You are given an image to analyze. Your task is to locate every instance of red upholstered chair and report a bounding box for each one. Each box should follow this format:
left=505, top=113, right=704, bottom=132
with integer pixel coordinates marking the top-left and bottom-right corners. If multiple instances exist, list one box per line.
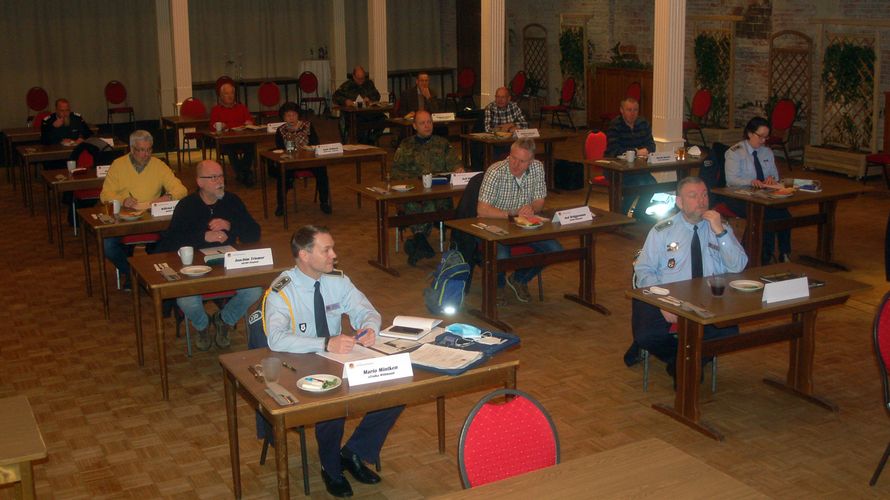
left=179, top=97, right=208, bottom=166
left=257, top=82, right=281, bottom=122
left=509, top=71, right=527, bottom=101
left=446, top=68, right=476, bottom=110
left=297, top=71, right=328, bottom=116
left=870, top=291, right=890, bottom=486
left=683, top=89, right=712, bottom=146
left=32, top=111, right=50, bottom=130
left=458, top=389, right=559, bottom=489
left=866, top=153, right=890, bottom=189
left=104, top=80, right=135, bottom=137
left=766, top=99, right=797, bottom=170
left=600, top=81, right=642, bottom=128
left=26, top=86, right=49, bottom=126
left=583, top=131, right=609, bottom=205
left=538, top=78, right=576, bottom=131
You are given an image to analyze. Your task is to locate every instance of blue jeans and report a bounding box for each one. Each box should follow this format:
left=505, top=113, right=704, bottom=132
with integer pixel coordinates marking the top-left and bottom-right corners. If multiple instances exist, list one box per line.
left=104, top=237, right=132, bottom=279
left=177, top=287, right=263, bottom=330
left=496, top=239, right=563, bottom=287
left=621, top=172, right=657, bottom=216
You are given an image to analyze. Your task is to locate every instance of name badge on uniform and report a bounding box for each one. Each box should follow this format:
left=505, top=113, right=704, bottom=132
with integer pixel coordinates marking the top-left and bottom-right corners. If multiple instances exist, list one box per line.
left=325, top=303, right=340, bottom=312
left=668, top=258, right=676, bottom=268
left=709, top=242, right=719, bottom=251
left=667, top=242, right=679, bottom=252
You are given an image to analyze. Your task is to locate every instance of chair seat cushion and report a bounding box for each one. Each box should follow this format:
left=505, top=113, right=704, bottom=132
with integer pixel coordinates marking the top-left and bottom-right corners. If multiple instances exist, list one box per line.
left=714, top=202, right=739, bottom=219
left=866, top=153, right=890, bottom=164
left=73, top=188, right=101, bottom=200
left=592, top=175, right=609, bottom=187
left=682, top=120, right=701, bottom=130
left=509, top=245, right=535, bottom=257
left=122, top=232, right=161, bottom=245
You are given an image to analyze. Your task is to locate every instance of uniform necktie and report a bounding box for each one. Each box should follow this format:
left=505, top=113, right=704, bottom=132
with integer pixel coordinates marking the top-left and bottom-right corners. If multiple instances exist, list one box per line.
left=314, top=281, right=330, bottom=338
left=752, top=150, right=765, bottom=182
left=691, top=225, right=703, bottom=279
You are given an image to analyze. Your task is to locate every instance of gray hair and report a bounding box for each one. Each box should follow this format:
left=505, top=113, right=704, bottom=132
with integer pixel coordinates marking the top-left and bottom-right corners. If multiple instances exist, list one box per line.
left=129, top=129, right=153, bottom=149
left=511, top=138, right=536, bottom=155
left=676, top=176, right=706, bottom=194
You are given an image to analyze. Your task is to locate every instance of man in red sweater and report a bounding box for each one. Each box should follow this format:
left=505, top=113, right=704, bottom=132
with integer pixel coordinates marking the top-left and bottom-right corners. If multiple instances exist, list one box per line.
left=210, top=83, right=256, bottom=186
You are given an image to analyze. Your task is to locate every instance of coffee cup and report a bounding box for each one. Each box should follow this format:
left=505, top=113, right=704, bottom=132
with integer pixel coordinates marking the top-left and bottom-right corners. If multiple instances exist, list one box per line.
left=625, top=150, right=636, bottom=163
left=178, top=246, right=194, bottom=266
left=112, top=199, right=121, bottom=215
left=422, top=173, right=433, bottom=189
left=214, top=122, right=224, bottom=133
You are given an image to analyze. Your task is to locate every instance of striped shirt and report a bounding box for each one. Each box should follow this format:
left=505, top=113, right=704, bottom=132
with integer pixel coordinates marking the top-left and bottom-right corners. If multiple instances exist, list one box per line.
left=605, top=116, right=656, bottom=157
left=478, top=158, right=547, bottom=211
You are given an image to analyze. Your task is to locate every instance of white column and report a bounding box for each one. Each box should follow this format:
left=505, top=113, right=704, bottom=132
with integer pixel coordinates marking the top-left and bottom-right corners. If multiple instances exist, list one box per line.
left=330, top=0, right=347, bottom=94
left=155, top=0, right=192, bottom=118
left=651, top=0, right=686, bottom=153
left=367, top=0, right=389, bottom=99
left=480, top=0, right=505, bottom=108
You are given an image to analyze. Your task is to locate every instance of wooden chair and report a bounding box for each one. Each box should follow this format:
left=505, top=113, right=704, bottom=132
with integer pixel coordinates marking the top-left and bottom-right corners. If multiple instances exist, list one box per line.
left=538, top=78, right=576, bottom=131
left=766, top=99, right=797, bottom=170
left=683, top=89, right=712, bottom=146
left=869, top=290, right=890, bottom=486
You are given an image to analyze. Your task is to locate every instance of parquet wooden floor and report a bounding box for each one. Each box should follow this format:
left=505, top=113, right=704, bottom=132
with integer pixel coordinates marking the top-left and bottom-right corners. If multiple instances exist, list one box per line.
left=1, top=119, right=889, bottom=498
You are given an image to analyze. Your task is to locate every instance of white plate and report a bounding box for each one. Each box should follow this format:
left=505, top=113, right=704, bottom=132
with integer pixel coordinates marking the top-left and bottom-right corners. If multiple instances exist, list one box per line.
left=391, top=184, right=414, bottom=192
left=180, top=265, right=212, bottom=277
left=767, top=192, right=794, bottom=199
left=297, top=374, right=342, bottom=392
left=271, top=149, right=284, bottom=154
left=729, top=280, right=764, bottom=292
left=118, top=213, right=143, bottom=221
left=514, top=221, right=543, bottom=230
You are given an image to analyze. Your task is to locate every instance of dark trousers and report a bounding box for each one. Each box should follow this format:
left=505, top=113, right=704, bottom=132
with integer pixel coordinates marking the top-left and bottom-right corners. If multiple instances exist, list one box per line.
left=631, top=299, right=738, bottom=364
left=315, top=406, right=404, bottom=476
left=221, top=144, right=255, bottom=177
left=268, top=165, right=330, bottom=208
left=723, top=198, right=791, bottom=261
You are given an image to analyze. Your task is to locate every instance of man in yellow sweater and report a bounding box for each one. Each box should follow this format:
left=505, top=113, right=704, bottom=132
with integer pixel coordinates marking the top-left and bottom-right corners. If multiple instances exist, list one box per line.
left=100, top=129, right=187, bottom=289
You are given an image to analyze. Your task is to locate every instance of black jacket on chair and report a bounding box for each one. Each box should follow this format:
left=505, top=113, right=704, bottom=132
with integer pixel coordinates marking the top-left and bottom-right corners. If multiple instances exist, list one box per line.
left=450, top=173, right=485, bottom=290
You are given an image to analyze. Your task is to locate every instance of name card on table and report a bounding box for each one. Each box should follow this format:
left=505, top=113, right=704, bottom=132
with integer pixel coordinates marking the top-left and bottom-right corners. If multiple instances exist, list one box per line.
left=762, top=277, right=809, bottom=304
left=647, top=152, right=676, bottom=165
left=315, top=142, right=344, bottom=157
left=514, top=128, right=540, bottom=139
left=551, top=206, right=594, bottom=225
left=224, top=248, right=273, bottom=270
left=344, top=353, right=412, bottom=386
left=431, top=112, right=455, bottom=122
left=450, top=171, right=482, bottom=186
left=96, top=165, right=110, bottom=177
left=151, top=200, right=179, bottom=217
left=266, top=122, right=285, bottom=133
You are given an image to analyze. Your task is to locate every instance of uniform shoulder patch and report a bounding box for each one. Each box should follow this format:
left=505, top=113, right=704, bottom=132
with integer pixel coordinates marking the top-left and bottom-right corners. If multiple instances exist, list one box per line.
left=248, top=309, right=262, bottom=325
left=654, top=219, right=673, bottom=232
left=325, top=269, right=344, bottom=278
left=72, top=112, right=83, bottom=118
left=729, top=143, right=742, bottom=151
left=42, top=114, right=52, bottom=122
left=271, top=275, right=291, bottom=292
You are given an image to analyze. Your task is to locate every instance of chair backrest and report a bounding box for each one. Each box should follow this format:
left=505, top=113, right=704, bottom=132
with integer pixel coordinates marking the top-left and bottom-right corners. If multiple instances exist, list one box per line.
left=180, top=97, right=206, bottom=118
left=583, top=130, right=607, bottom=161
left=699, top=141, right=730, bottom=191
left=691, top=89, right=712, bottom=119
left=258, top=82, right=281, bottom=108
left=626, top=82, right=642, bottom=102
left=873, top=291, right=890, bottom=411
left=457, top=68, right=476, bottom=92
left=458, top=388, right=559, bottom=488
left=771, top=99, right=796, bottom=133
left=104, top=80, right=128, bottom=105
left=32, top=111, right=50, bottom=129
left=26, top=86, right=49, bottom=112
left=510, top=71, right=527, bottom=98
left=298, top=71, right=319, bottom=94
left=560, top=78, right=576, bottom=105
left=216, top=75, right=236, bottom=102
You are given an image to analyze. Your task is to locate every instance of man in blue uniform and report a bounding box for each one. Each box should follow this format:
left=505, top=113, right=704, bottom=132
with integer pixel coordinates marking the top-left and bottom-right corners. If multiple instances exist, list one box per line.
left=263, top=225, right=402, bottom=497
left=629, top=176, right=748, bottom=378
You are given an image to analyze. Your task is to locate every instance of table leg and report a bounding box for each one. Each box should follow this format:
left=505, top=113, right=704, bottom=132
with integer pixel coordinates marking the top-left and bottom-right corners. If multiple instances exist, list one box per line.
left=153, top=290, right=169, bottom=400
left=564, top=233, right=610, bottom=314
left=652, top=317, right=724, bottom=440
left=468, top=239, right=513, bottom=331
left=82, top=221, right=92, bottom=296
left=273, top=414, right=290, bottom=499
left=368, top=199, right=398, bottom=276
left=280, top=161, right=289, bottom=230
left=55, top=186, right=65, bottom=257
left=224, top=371, right=242, bottom=499
left=20, top=460, right=36, bottom=500
left=437, top=396, right=445, bottom=453
left=349, top=113, right=358, bottom=144
left=260, top=156, right=269, bottom=219
left=44, top=182, right=53, bottom=243
left=162, top=120, right=171, bottom=168
left=132, top=267, right=144, bottom=367
left=817, top=200, right=837, bottom=263
left=355, top=159, right=363, bottom=208
left=745, top=203, right=766, bottom=267
left=20, top=159, right=28, bottom=207
left=26, top=161, right=35, bottom=214
left=544, top=142, right=560, bottom=193
left=97, top=232, right=110, bottom=320
left=608, top=171, right=622, bottom=214
left=483, top=144, right=492, bottom=171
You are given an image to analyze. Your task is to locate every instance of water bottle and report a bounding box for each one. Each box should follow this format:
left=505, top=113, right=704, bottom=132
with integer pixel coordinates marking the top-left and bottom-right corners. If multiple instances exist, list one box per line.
left=286, top=140, right=295, bottom=154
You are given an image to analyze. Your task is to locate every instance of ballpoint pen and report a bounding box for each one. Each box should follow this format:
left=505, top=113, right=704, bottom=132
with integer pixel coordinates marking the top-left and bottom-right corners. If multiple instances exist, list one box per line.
left=355, top=329, right=370, bottom=341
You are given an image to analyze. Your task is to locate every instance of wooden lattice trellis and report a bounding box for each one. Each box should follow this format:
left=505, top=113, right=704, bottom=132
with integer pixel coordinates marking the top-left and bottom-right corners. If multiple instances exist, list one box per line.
left=818, top=31, right=879, bottom=151
left=768, top=30, right=812, bottom=154
left=523, top=24, right=547, bottom=98
left=694, top=25, right=734, bottom=128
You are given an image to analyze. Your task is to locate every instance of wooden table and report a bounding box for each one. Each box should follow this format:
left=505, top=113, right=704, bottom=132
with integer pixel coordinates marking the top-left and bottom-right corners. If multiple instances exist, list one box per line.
left=434, top=438, right=765, bottom=499
left=626, top=263, right=870, bottom=440
left=0, top=395, right=47, bottom=500
left=41, top=169, right=105, bottom=257
left=386, top=116, right=476, bottom=145
left=259, top=147, right=388, bottom=227
left=388, top=66, right=456, bottom=97
left=348, top=181, right=466, bottom=276
left=336, top=103, right=394, bottom=144
left=446, top=210, right=635, bottom=331
left=712, top=179, right=868, bottom=269
left=131, top=243, right=293, bottom=400
left=77, top=206, right=173, bottom=320
left=220, top=347, right=519, bottom=499
left=160, top=115, right=208, bottom=168
left=201, top=127, right=276, bottom=181
left=3, top=127, right=39, bottom=186
left=460, top=130, right=572, bottom=190
left=586, top=156, right=703, bottom=215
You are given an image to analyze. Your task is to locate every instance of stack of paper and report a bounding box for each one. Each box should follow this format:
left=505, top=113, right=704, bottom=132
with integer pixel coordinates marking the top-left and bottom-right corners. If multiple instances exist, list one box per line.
left=409, top=344, right=482, bottom=371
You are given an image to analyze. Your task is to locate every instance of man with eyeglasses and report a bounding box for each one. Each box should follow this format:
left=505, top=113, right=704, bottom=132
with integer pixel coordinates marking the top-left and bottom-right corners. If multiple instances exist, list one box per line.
left=100, top=129, right=187, bottom=289
left=156, top=160, right=261, bottom=351
left=477, top=139, right=562, bottom=305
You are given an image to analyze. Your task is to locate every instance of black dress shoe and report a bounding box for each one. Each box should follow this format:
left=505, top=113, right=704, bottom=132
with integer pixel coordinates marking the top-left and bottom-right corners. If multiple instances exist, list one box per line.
left=274, top=205, right=284, bottom=217
left=404, top=239, right=419, bottom=266
left=321, top=470, right=353, bottom=497
left=321, top=203, right=332, bottom=214
left=623, top=341, right=641, bottom=367
left=340, top=448, right=380, bottom=484
left=414, top=234, right=436, bottom=259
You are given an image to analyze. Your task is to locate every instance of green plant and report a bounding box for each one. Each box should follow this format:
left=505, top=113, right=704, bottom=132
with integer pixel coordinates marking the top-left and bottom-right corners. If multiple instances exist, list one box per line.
left=693, top=33, right=730, bottom=127
left=525, top=76, right=543, bottom=97
left=559, top=28, right=584, bottom=81
left=821, top=41, right=875, bottom=149
left=603, top=42, right=649, bottom=69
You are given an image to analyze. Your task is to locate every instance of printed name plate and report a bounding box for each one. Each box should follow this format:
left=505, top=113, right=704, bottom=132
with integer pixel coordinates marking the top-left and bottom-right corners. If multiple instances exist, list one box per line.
left=266, top=122, right=285, bottom=133
left=762, top=277, right=809, bottom=304
left=345, top=353, right=412, bottom=385
left=647, top=152, right=676, bottom=165
left=150, top=200, right=178, bottom=217
left=224, top=248, right=273, bottom=270
left=316, top=143, right=345, bottom=157
left=514, top=128, right=540, bottom=139
left=552, top=206, right=594, bottom=225
left=96, top=165, right=110, bottom=178
left=450, top=171, right=482, bottom=186
left=431, top=112, right=455, bottom=122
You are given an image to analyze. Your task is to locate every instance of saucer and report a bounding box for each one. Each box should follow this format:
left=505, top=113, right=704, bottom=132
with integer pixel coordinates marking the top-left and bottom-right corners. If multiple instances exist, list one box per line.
left=180, top=265, right=212, bottom=277
left=297, top=374, right=341, bottom=392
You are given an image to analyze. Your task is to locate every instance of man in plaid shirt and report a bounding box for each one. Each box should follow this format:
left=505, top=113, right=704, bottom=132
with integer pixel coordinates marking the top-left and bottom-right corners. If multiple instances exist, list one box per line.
left=477, top=139, right=562, bottom=305
left=484, top=87, right=528, bottom=133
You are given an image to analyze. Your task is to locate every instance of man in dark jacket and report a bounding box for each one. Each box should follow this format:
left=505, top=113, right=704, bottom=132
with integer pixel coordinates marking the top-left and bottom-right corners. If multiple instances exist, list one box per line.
left=41, top=98, right=93, bottom=146
left=333, top=65, right=385, bottom=144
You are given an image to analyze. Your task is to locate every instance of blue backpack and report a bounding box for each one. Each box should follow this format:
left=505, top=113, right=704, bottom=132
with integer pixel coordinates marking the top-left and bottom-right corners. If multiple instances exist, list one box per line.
left=424, top=250, right=471, bottom=314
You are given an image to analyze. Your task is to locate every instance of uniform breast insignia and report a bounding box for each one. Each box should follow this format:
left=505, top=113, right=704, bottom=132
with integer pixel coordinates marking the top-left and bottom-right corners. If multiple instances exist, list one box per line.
left=299, top=323, right=307, bottom=333
left=667, top=241, right=679, bottom=252
left=654, top=219, right=673, bottom=232
left=271, top=275, right=291, bottom=292
left=326, top=269, right=344, bottom=278
left=668, top=258, right=676, bottom=269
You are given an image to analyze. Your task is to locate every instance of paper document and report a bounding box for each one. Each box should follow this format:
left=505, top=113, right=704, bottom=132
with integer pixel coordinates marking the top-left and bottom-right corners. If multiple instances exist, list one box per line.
left=316, top=344, right=384, bottom=364
left=370, top=327, right=444, bottom=355
left=200, top=245, right=237, bottom=255
left=409, top=344, right=482, bottom=370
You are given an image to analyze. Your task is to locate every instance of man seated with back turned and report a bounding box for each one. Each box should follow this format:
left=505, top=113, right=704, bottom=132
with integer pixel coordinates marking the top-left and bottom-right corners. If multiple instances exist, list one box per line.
left=333, top=65, right=385, bottom=144
left=477, top=139, right=562, bottom=305
left=391, top=110, right=464, bottom=266
left=605, top=97, right=657, bottom=217
left=629, top=176, right=747, bottom=379
left=263, top=225, right=402, bottom=498
left=210, top=82, right=257, bottom=186
left=99, top=130, right=187, bottom=290
left=156, top=160, right=262, bottom=351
